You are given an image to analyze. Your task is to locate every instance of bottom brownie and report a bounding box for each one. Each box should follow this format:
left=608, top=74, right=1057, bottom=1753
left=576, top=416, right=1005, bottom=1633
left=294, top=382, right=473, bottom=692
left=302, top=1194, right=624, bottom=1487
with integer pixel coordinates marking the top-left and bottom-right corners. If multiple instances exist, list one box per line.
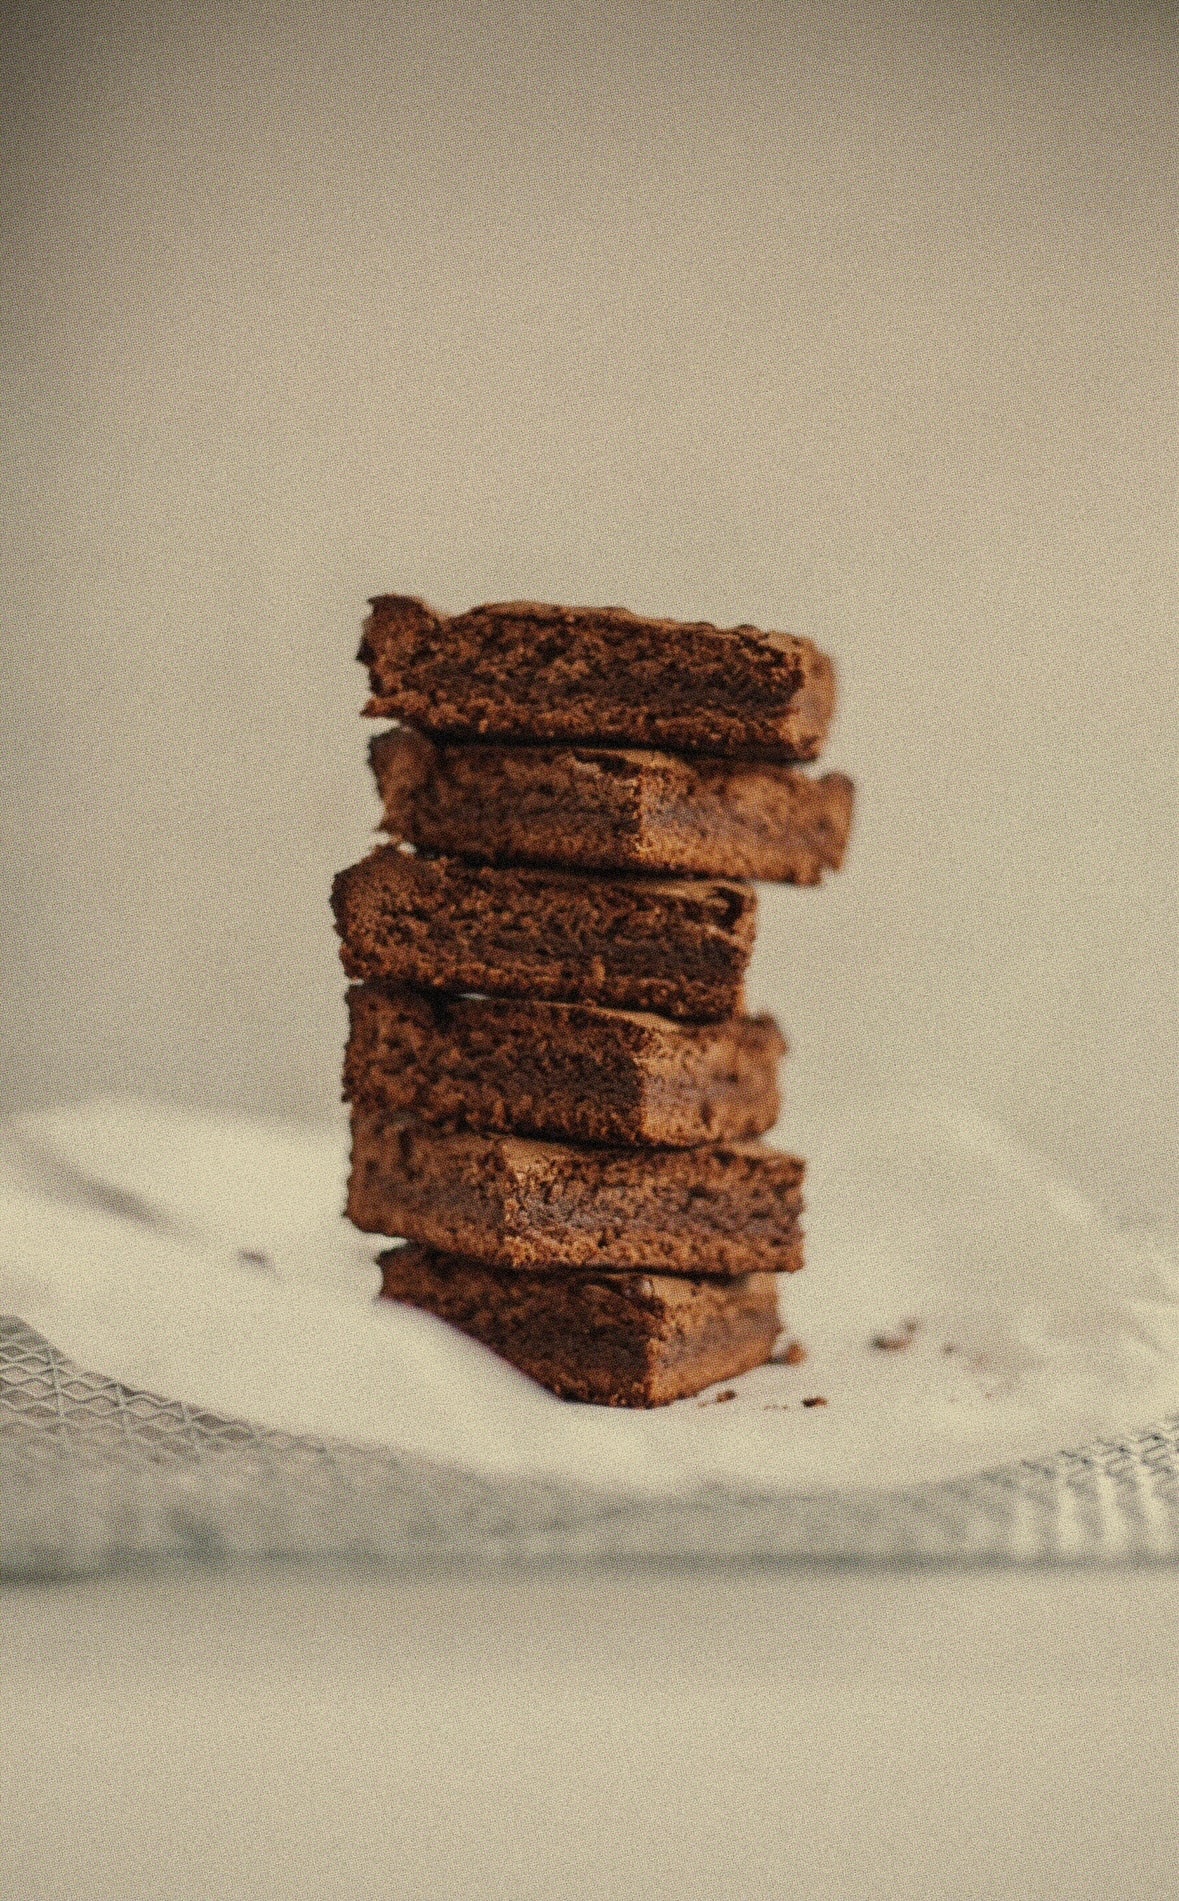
left=378, top=1244, right=782, bottom=1406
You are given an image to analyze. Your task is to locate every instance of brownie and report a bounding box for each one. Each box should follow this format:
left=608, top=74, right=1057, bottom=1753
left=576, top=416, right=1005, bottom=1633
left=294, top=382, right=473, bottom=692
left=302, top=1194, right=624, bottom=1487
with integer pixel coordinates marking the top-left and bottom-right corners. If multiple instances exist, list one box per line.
left=360, top=596, right=835, bottom=761
left=370, top=728, right=855, bottom=883
left=344, top=985, right=786, bottom=1147
left=348, top=1109, right=805, bottom=1275
left=379, top=1244, right=783, bottom=1406
left=331, top=847, right=756, bottom=1021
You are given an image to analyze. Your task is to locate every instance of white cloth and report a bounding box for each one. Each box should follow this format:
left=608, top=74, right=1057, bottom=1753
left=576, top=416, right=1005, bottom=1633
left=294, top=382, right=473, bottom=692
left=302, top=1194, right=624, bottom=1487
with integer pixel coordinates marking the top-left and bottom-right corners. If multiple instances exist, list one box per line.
left=3, top=1093, right=1175, bottom=1499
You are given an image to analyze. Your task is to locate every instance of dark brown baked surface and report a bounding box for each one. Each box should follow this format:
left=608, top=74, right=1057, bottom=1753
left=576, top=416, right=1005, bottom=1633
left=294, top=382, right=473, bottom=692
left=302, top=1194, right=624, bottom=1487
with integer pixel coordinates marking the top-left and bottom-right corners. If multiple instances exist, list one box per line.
left=379, top=1244, right=782, bottom=1405
left=331, top=847, right=756, bottom=1021
left=344, top=985, right=785, bottom=1147
left=348, top=1108, right=805, bottom=1274
left=360, top=596, right=835, bottom=761
left=370, top=728, right=855, bottom=883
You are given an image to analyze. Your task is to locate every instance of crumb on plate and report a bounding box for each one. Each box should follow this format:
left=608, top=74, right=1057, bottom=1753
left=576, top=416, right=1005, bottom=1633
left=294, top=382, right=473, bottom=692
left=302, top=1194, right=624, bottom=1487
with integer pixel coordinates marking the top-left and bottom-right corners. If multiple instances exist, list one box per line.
left=872, top=1318, right=920, bottom=1351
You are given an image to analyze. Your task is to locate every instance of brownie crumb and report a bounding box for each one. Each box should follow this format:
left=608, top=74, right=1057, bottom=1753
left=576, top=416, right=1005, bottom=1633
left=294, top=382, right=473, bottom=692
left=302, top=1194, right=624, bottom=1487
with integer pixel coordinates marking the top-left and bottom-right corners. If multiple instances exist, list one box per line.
left=777, top=1339, right=808, bottom=1366
left=237, top=1249, right=276, bottom=1274
left=700, top=1387, right=738, bottom=1406
left=872, top=1318, right=920, bottom=1351
left=802, top=1394, right=828, bottom=1408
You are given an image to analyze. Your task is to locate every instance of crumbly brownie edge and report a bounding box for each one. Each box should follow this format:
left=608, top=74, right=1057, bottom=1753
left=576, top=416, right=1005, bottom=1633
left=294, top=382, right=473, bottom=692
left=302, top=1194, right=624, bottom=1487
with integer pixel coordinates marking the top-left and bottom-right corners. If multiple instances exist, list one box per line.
left=359, top=596, right=836, bottom=761
left=331, top=848, right=756, bottom=1022
left=378, top=1247, right=782, bottom=1406
left=347, top=1109, right=806, bottom=1275
left=344, top=984, right=649, bottom=1144
left=370, top=729, right=853, bottom=882
left=638, top=762, right=854, bottom=883
left=372, top=727, right=647, bottom=869
left=344, top=985, right=784, bottom=1147
left=637, top=1010, right=786, bottom=1144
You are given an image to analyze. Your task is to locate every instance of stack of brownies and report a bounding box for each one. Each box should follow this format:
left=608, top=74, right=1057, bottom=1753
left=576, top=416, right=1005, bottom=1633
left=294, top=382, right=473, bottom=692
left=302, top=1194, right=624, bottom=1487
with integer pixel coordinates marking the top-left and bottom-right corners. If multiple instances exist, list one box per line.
left=332, top=596, right=851, bottom=1407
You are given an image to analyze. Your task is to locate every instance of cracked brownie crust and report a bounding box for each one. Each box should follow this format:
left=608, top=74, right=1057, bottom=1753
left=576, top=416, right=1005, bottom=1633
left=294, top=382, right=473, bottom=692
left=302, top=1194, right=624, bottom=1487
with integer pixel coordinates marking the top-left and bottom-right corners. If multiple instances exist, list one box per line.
left=348, top=1108, right=805, bottom=1275
left=379, top=1244, right=783, bottom=1405
left=344, top=985, right=786, bottom=1147
left=370, top=727, right=854, bottom=882
left=332, top=847, right=757, bottom=1021
left=360, top=595, right=836, bottom=760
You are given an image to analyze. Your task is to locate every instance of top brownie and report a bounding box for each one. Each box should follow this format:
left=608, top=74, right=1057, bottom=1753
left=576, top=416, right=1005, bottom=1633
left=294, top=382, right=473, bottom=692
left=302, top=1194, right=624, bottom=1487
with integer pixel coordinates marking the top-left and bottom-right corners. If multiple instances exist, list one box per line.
left=360, top=596, right=836, bottom=761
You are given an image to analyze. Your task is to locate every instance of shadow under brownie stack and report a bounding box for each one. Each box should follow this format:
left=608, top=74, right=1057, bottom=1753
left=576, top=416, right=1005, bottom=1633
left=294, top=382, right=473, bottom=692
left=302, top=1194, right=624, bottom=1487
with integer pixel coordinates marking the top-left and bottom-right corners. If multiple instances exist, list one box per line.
left=332, top=596, right=852, bottom=1406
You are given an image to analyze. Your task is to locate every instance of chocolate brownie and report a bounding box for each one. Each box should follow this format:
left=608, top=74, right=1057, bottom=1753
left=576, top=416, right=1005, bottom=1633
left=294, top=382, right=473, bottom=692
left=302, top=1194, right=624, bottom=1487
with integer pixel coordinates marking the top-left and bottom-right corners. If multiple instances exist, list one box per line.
left=344, top=985, right=785, bottom=1146
left=380, top=1244, right=783, bottom=1406
left=360, top=596, right=835, bottom=760
left=370, top=728, right=855, bottom=883
left=348, top=1109, right=805, bottom=1275
left=331, top=847, right=756, bottom=1021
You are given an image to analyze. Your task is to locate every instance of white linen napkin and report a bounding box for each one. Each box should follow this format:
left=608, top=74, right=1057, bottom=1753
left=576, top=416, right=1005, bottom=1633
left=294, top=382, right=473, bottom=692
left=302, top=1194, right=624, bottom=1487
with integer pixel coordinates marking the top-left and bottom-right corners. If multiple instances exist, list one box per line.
left=2, top=1093, right=1175, bottom=1499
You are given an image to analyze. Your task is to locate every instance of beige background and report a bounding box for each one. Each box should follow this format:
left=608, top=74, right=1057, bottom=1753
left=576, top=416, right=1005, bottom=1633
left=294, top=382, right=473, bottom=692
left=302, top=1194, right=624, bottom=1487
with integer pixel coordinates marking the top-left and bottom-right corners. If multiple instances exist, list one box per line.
left=3, top=0, right=1176, bottom=1217
left=5, top=1567, right=1178, bottom=1901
